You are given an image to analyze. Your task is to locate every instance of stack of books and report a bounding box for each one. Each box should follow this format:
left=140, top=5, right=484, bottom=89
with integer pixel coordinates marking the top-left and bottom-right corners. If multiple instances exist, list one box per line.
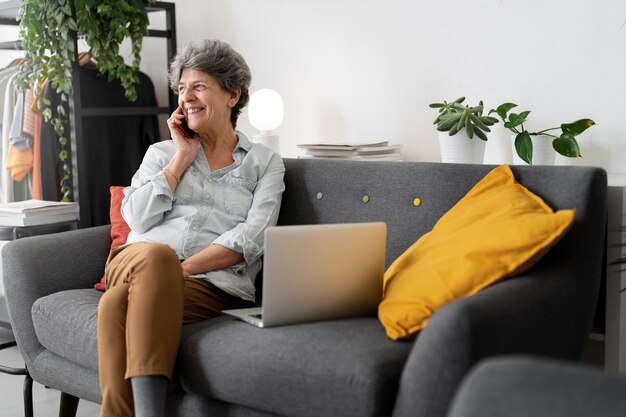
left=297, top=141, right=403, bottom=161
left=0, top=200, right=80, bottom=227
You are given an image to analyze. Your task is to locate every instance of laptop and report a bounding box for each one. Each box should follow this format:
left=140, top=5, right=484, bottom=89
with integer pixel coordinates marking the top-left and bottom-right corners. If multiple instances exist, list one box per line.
left=222, top=222, right=386, bottom=328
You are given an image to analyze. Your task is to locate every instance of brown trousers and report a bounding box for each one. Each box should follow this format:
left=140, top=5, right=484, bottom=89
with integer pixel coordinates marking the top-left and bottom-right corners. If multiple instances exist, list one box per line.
left=97, top=242, right=247, bottom=417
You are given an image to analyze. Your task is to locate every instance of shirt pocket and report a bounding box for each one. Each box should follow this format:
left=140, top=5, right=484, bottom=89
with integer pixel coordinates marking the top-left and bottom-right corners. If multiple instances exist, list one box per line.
left=222, top=175, right=256, bottom=220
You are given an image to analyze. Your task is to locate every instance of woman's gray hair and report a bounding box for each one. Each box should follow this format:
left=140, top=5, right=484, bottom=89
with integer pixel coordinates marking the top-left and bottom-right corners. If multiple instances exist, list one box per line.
left=169, top=39, right=251, bottom=128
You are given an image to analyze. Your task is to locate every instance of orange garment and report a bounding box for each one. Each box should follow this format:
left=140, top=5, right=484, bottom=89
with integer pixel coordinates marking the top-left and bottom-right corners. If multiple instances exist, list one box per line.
left=6, top=143, right=33, bottom=181
left=31, top=78, right=47, bottom=199
left=32, top=113, right=42, bottom=199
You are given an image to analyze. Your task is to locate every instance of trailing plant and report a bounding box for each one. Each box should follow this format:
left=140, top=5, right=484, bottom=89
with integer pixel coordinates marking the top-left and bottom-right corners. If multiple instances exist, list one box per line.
left=16, top=0, right=155, bottom=201
left=489, top=102, right=595, bottom=165
left=429, top=97, right=499, bottom=141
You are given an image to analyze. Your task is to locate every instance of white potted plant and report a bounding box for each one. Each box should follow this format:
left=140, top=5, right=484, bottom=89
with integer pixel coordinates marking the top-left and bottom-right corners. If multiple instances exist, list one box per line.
left=429, top=97, right=498, bottom=164
left=489, top=102, right=595, bottom=165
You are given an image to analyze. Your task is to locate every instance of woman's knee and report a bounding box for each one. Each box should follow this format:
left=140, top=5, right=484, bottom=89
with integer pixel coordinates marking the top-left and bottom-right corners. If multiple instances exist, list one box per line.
left=137, top=243, right=181, bottom=270
left=97, top=284, right=128, bottom=320
left=134, top=243, right=183, bottom=285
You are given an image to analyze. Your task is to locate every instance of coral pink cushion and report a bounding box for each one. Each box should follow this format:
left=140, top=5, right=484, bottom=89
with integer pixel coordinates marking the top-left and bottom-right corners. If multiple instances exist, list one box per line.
left=94, top=186, right=131, bottom=291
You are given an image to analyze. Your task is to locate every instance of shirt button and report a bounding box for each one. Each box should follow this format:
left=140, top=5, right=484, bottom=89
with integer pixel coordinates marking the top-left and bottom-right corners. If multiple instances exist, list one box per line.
left=362, top=195, right=370, bottom=203
left=413, top=197, right=421, bottom=207
left=316, top=192, right=323, bottom=200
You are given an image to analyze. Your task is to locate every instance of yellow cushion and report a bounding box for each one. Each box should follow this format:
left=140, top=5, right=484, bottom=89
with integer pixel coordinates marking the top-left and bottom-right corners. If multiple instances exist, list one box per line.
left=378, top=164, right=575, bottom=340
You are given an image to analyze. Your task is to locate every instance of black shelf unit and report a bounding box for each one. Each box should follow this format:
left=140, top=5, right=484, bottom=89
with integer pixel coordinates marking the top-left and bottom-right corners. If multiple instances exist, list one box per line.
left=0, top=0, right=177, bottom=226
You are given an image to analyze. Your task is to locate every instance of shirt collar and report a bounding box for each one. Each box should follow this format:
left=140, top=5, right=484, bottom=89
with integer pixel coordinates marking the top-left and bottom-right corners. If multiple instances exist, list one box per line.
left=235, top=130, right=253, bottom=153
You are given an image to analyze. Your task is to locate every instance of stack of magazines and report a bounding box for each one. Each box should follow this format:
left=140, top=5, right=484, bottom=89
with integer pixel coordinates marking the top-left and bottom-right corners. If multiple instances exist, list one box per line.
left=0, top=200, right=79, bottom=227
left=297, top=141, right=403, bottom=161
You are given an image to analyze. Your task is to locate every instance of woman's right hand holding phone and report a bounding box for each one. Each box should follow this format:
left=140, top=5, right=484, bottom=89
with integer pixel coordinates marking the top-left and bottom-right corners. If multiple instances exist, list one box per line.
left=165, top=106, right=200, bottom=183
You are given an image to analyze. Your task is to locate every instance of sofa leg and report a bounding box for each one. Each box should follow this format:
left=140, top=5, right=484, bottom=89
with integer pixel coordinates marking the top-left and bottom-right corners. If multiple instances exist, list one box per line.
left=59, top=392, right=80, bottom=417
left=23, top=371, right=33, bottom=417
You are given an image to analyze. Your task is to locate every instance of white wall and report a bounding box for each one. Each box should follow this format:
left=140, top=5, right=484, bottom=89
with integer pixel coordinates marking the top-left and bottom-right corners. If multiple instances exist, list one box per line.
left=0, top=24, right=21, bottom=65
left=3, top=0, right=626, bottom=173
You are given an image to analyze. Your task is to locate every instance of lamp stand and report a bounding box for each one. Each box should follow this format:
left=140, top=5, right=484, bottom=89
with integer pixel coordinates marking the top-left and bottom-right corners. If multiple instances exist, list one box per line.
left=253, top=133, right=280, bottom=154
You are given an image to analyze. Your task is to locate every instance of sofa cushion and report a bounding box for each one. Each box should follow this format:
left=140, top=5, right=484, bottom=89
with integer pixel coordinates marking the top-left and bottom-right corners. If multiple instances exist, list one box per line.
left=95, top=185, right=131, bottom=291
left=32, top=289, right=102, bottom=371
left=379, top=164, right=575, bottom=340
left=178, top=316, right=412, bottom=417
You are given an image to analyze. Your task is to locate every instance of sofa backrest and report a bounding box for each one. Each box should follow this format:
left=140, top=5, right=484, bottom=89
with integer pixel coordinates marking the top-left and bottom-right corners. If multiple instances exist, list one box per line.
left=279, top=158, right=607, bottom=270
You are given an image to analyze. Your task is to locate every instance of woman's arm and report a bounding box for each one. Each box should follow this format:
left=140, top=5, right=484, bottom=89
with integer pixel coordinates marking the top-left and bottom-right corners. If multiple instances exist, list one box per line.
left=181, top=244, right=244, bottom=278
left=122, top=107, right=199, bottom=233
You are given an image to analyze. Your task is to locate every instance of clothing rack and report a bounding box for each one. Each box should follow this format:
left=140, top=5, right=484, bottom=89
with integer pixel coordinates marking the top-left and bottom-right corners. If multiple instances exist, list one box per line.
left=0, top=0, right=177, bottom=226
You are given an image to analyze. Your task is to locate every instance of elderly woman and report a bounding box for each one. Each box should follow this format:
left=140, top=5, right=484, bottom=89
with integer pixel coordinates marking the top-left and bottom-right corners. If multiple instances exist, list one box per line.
left=96, top=39, right=285, bottom=417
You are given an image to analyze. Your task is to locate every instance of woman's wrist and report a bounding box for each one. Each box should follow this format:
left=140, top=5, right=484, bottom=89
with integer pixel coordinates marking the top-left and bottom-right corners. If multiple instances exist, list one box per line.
left=163, top=168, right=180, bottom=184
left=165, top=151, right=194, bottom=183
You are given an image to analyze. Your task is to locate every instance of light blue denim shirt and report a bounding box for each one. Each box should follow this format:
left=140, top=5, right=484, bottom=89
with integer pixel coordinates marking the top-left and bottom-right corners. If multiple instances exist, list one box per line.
left=121, top=132, right=285, bottom=302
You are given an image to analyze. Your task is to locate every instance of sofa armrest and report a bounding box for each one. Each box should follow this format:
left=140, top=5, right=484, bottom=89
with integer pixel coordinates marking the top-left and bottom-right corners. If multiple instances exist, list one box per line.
left=392, top=263, right=601, bottom=417
left=448, top=356, right=626, bottom=417
left=1, top=225, right=111, bottom=366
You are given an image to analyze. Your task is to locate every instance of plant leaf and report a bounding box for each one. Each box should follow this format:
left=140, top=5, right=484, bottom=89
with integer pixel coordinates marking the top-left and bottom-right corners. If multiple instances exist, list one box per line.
left=553, top=133, right=581, bottom=157
left=561, top=119, right=595, bottom=136
left=437, top=113, right=461, bottom=131
left=489, top=102, right=518, bottom=121
left=515, top=131, right=533, bottom=165
left=504, top=111, right=531, bottom=129
left=470, top=113, right=490, bottom=132
left=473, top=126, right=488, bottom=141
left=465, top=114, right=474, bottom=138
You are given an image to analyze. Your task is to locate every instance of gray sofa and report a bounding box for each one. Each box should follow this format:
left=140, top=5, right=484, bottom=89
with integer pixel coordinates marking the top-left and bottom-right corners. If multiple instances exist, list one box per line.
left=2, top=159, right=607, bottom=417
left=447, top=356, right=626, bottom=417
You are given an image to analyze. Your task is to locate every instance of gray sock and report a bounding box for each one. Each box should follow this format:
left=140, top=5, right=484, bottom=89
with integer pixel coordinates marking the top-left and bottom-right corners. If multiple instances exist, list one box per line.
left=131, top=375, right=168, bottom=417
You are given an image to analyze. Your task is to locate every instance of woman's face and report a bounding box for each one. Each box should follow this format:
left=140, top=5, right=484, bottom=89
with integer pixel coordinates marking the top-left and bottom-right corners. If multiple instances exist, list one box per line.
left=177, top=68, right=239, bottom=133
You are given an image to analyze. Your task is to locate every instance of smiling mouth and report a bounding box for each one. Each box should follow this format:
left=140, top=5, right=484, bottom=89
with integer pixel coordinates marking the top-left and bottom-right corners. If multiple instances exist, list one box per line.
left=187, top=108, right=204, bottom=114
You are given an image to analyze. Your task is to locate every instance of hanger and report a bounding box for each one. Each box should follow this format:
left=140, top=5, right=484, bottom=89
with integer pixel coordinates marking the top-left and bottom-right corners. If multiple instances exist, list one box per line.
left=78, top=52, right=97, bottom=68
left=7, top=57, right=28, bottom=67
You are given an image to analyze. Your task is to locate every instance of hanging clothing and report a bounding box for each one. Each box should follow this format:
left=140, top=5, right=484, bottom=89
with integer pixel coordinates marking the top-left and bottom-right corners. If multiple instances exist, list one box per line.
left=7, top=90, right=35, bottom=181
left=40, top=65, right=160, bottom=227
left=0, top=67, right=19, bottom=201
left=31, top=113, right=42, bottom=199
left=1, top=70, right=31, bottom=203
left=31, top=78, right=48, bottom=200
left=6, top=144, right=32, bottom=182
left=9, top=91, right=34, bottom=151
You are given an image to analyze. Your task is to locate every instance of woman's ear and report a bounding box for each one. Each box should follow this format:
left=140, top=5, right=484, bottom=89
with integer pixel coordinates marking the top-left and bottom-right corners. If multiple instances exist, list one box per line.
left=228, top=88, right=241, bottom=108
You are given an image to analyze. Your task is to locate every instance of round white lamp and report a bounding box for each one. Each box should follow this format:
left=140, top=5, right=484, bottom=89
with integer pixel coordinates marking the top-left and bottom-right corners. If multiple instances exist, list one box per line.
left=248, top=88, right=284, bottom=154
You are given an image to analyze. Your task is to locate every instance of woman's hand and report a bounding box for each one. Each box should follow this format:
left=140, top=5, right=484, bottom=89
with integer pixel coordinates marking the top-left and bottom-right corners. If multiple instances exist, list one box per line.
left=168, top=106, right=199, bottom=155
left=164, top=107, right=200, bottom=190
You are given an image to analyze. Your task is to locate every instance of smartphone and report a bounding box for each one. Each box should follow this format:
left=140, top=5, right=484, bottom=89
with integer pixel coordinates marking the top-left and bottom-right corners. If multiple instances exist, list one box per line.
left=180, top=118, right=195, bottom=138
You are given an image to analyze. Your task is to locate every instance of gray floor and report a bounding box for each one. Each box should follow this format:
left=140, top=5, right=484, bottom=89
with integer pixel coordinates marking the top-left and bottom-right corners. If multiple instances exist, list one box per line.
left=0, top=345, right=101, bottom=417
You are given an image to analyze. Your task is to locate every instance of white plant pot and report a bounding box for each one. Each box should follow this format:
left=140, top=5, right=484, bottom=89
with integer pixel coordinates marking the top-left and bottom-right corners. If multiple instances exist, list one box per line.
left=511, top=134, right=555, bottom=165
left=438, top=130, right=486, bottom=164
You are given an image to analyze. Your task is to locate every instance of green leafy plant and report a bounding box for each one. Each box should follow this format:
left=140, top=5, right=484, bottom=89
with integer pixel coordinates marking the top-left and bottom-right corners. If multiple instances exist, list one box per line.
left=489, top=103, right=595, bottom=165
left=16, top=0, right=155, bottom=201
left=429, top=97, right=499, bottom=141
